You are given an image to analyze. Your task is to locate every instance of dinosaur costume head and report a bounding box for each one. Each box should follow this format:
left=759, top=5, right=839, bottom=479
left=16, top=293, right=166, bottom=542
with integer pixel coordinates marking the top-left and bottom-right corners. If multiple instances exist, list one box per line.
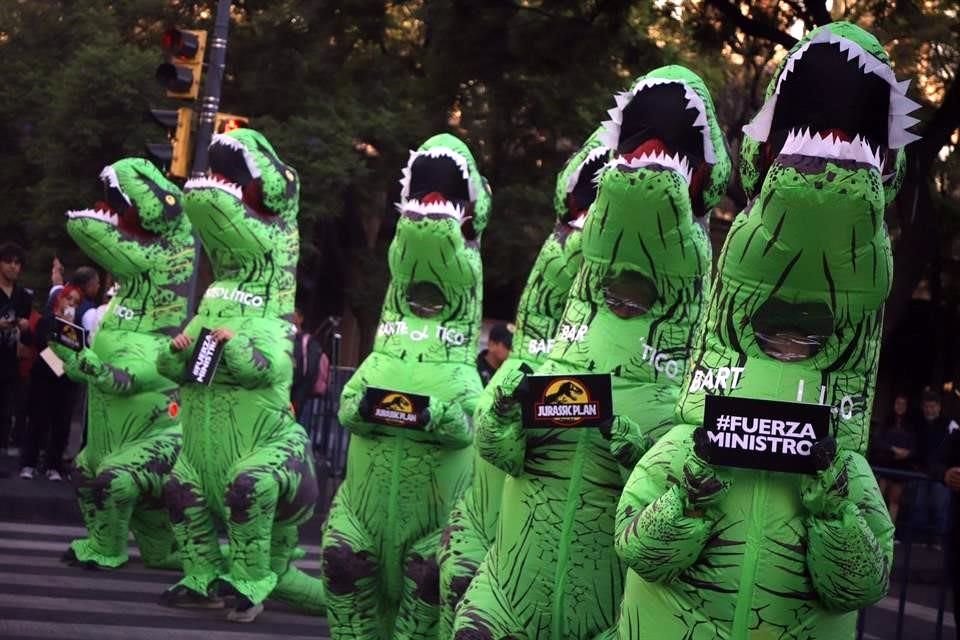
left=678, top=22, right=921, bottom=453
left=741, top=21, right=919, bottom=205
left=376, top=133, right=489, bottom=363
left=65, top=158, right=193, bottom=335
left=184, top=129, right=299, bottom=319
left=514, top=128, right=610, bottom=358
left=548, top=65, right=729, bottom=387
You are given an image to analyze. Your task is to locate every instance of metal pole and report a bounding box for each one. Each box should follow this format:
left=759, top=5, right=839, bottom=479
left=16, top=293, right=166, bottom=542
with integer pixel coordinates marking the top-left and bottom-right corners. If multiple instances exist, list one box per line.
left=185, top=0, right=231, bottom=315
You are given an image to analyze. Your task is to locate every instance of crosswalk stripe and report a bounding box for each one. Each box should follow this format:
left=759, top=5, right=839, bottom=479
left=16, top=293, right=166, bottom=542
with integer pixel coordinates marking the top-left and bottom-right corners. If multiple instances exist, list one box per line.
left=0, top=520, right=329, bottom=639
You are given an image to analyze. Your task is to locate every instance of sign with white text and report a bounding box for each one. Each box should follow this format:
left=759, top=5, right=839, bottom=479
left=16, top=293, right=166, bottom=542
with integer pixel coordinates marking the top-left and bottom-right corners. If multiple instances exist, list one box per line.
left=703, top=395, right=830, bottom=474
left=186, top=328, right=224, bottom=386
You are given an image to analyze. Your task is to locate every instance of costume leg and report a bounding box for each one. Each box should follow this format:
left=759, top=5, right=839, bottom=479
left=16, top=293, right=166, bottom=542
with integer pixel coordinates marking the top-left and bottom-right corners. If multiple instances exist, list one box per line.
left=451, top=563, right=526, bottom=640
left=69, top=454, right=144, bottom=568
left=321, top=489, right=384, bottom=639
left=269, top=523, right=326, bottom=614
left=164, top=457, right=225, bottom=596
left=394, top=528, right=444, bottom=639
left=438, top=503, right=486, bottom=638
left=128, top=434, right=181, bottom=569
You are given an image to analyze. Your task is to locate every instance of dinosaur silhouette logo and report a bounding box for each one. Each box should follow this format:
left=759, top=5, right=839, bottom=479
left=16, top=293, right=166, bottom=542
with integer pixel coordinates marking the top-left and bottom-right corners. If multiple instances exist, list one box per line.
left=534, top=377, right=599, bottom=426
left=373, top=392, right=420, bottom=426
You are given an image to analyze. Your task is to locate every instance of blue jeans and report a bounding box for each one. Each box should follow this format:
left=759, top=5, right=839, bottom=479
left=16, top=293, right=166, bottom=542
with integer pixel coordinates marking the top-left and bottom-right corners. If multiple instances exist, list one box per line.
left=911, top=478, right=951, bottom=537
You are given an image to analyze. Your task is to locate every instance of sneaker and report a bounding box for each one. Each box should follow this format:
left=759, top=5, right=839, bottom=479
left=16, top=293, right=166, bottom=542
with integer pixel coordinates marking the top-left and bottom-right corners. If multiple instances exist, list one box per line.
left=19, top=466, right=34, bottom=480
left=159, top=585, right=225, bottom=609
left=47, top=469, right=63, bottom=482
left=226, top=596, right=264, bottom=623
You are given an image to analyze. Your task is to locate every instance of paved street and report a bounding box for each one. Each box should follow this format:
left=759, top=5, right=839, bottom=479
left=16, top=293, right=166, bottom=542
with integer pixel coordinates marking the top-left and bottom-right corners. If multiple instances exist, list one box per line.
left=0, top=520, right=329, bottom=640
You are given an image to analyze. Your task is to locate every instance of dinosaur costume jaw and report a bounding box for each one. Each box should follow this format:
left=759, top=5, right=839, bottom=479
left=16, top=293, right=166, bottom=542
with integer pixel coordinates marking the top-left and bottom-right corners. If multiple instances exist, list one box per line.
left=744, top=30, right=919, bottom=150
left=65, top=161, right=186, bottom=276
left=564, top=145, right=609, bottom=229
left=183, top=131, right=299, bottom=258
left=741, top=22, right=921, bottom=201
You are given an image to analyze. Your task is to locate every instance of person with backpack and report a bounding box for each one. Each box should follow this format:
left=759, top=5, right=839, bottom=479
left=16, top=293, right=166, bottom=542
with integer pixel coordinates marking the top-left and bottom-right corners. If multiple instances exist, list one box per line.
left=291, top=308, right=329, bottom=426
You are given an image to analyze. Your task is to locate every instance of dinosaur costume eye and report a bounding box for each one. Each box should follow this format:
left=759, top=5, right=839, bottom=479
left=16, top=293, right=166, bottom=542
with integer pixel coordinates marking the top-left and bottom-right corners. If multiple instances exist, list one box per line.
left=407, top=281, right=446, bottom=318
left=603, top=271, right=658, bottom=319
left=751, top=297, right=834, bottom=362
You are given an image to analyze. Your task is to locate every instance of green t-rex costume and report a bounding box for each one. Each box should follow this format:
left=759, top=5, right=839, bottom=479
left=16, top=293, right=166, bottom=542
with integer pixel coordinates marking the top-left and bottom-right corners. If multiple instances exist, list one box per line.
left=453, top=65, right=730, bottom=639
left=437, top=128, right=610, bottom=636
left=614, top=23, right=919, bottom=640
left=53, top=159, right=192, bottom=570
left=157, top=130, right=324, bottom=621
left=320, top=133, right=490, bottom=639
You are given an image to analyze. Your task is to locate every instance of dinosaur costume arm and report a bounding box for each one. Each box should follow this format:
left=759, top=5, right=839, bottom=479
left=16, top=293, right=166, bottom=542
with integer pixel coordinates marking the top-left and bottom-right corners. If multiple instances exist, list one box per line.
left=51, top=342, right=161, bottom=395
left=474, top=367, right=528, bottom=476
left=615, top=426, right=729, bottom=583
left=338, top=372, right=474, bottom=447
left=157, top=343, right=189, bottom=382
left=601, top=414, right=654, bottom=482
left=802, top=442, right=893, bottom=611
left=220, top=331, right=290, bottom=388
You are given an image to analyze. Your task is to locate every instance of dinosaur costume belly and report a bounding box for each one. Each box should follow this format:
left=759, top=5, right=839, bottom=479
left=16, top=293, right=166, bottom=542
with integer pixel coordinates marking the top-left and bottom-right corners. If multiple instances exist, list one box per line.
left=453, top=66, right=730, bottom=640
left=321, top=133, right=490, bottom=639
left=159, top=130, right=325, bottom=620
left=55, top=159, right=193, bottom=570
left=437, top=128, right=609, bottom=636
left=614, top=23, right=919, bottom=640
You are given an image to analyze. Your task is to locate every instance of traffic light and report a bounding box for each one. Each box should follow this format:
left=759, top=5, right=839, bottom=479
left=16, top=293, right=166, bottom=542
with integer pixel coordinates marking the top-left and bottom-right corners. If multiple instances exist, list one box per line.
left=146, top=107, right=193, bottom=178
left=214, top=113, right=251, bottom=134
left=156, top=28, right=207, bottom=99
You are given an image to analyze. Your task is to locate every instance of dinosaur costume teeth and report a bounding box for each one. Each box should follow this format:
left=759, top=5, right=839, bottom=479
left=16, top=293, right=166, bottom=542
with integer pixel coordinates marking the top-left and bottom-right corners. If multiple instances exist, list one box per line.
left=604, top=150, right=694, bottom=184
left=614, top=23, right=916, bottom=640
left=743, top=28, right=921, bottom=149
left=158, top=129, right=325, bottom=618
left=451, top=65, right=729, bottom=639
left=322, top=133, right=489, bottom=639
left=52, top=158, right=193, bottom=571
left=436, top=128, right=609, bottom=638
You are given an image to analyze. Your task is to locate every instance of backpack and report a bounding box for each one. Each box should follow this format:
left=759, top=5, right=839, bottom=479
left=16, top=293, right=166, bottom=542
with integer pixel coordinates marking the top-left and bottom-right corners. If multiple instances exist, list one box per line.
left=301, top=334, right=330, bottom=396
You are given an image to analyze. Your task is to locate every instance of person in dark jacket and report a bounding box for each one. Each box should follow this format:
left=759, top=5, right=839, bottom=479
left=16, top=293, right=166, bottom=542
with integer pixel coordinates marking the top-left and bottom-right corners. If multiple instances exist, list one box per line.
left=934, top=423, right=960, bottom=630
left=913, top=389, right=960, bottom=539
left=476, top=322, right=512, bottom=387
left=871, top=393, right=917, bottom=525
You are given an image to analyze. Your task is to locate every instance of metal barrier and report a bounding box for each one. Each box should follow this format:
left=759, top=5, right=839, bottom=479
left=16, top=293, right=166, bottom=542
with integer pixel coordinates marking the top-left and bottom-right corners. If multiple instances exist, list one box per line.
left=858, top=466, right=953, bottom=640
left=301, top=365, right=355, bottom=514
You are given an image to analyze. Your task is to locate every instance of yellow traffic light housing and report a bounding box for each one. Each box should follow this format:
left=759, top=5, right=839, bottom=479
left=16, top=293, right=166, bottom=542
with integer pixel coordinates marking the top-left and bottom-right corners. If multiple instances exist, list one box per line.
left=214, top=113, right=251, bottom=135
left=146, top=107, right=194, bottom=178
left=156, top=28, right=207, bottom=100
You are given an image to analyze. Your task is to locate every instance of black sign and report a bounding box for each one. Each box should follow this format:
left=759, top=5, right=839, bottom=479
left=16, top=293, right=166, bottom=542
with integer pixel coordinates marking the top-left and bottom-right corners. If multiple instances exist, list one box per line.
left=186, top=328, right=225, bottom=386
left=521, top=373, right=613, bottom=429
left=703, top=395, right=831, bottom=474
left=50, top=316, right=86, bottom=352
left=364, top=387, right=430, bottom=429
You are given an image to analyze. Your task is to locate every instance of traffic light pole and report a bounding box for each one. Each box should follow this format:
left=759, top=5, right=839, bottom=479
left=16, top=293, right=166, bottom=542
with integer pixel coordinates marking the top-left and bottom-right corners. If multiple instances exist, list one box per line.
left=190, top=0, right=231, bottom=179
left=186, top=0, right=231, bottom=314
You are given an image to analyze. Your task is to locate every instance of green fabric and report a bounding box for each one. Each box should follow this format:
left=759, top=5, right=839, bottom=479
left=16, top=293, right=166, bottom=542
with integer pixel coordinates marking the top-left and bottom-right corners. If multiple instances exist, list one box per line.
left=321, top=133, right=487, bottom=639
left=615, top=24, right=911, bottom=639
left=159, top=130, right=324, bottom=611
left=452, top=65, right=728, bottom=639
left=52, top=158, right=191, bottom=570
left=437, top=127, right=609, bottom=637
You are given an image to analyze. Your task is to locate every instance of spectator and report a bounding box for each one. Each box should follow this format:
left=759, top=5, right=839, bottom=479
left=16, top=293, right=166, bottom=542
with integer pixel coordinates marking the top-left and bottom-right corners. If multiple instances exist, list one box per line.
left=912, top=388, right=959, bottom=543
left=19, top=285, right=81, bottom=481
left=933, top=425, right=960, bottom=630
left=870, top=393, right=917, bottom=525
left=89, top=279, right=118, bottom=342
left=69, top=266, right=101, bottom=343
left=292, top=308, right=322, bottom=422
left=0, top=242, right=33, bottom=459
left=477, top=322, right=513, bottom=387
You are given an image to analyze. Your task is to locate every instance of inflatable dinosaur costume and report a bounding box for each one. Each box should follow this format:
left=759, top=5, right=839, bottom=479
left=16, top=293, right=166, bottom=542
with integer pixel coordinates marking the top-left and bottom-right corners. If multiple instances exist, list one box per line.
left=453, top=65, right=730, bottom=639
left=614, top=23, right=919, bottom=639
left=52, top=159, right=192, bottom=570
left=157, top=130, right=324, bottom=621
left=321, top=133, right=489, bottom=639
left=437, top=128, right=610, bottom=635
